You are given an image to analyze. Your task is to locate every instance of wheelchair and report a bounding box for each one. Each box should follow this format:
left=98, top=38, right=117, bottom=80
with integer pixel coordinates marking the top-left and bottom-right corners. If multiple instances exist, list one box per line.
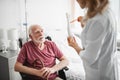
left=18, top=36, right=69, bottom=80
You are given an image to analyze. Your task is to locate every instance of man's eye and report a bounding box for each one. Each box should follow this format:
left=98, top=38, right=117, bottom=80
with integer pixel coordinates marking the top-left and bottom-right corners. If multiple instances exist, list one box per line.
left=36, top=31, right=40, bottom=33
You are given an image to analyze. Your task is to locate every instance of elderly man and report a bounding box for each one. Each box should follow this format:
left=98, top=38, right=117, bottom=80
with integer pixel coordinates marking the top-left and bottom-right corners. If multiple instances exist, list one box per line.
left=14, top=24, right=69, bottom=80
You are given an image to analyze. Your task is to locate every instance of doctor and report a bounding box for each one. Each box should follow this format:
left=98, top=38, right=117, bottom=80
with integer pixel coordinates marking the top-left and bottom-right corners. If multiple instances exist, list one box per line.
left=67, top=0, right=117, bottom=80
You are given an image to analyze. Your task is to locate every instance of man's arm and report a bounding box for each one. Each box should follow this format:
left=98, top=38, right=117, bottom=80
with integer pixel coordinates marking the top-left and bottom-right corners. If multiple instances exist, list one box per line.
left=51, top=55, right=69, bottom=72
left=14, top=62, right=37, bottom=75
left=14, top=61, right=50, bottom=79
left=37, top=55, right=69, bottom=78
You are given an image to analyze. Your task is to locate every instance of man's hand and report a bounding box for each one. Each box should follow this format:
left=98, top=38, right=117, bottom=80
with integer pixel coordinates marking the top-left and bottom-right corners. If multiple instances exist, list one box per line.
left=36, top=67, right=55, bottom=79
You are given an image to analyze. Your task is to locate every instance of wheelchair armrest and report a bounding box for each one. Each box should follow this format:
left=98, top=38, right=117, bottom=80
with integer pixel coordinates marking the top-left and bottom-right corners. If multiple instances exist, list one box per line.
left=58, top=66, right=69, bottom=80
left=63, top=66, right=69, bottom=71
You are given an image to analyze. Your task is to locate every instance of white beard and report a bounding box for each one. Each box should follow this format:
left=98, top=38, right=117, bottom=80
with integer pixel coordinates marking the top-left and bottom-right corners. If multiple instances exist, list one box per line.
left=34, top=37, right=45, bottom=44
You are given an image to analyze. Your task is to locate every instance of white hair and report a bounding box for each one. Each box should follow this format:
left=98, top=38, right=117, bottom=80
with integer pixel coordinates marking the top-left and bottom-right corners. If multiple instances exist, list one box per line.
left=28, top=24, right=43, bottom=35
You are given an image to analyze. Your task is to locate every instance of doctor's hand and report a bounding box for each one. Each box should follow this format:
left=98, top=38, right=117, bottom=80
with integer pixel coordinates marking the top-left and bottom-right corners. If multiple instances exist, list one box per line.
left=70, top=16, right=83, bottom=23
left=77, top=16, right=83, bottom=22
left=77, top=16, right=85, bottom=28
left=67, top=36, right=81, bottom=54
left=70, top=16, right=84, bottom=28
left=67, top=36, right=77, bottom=48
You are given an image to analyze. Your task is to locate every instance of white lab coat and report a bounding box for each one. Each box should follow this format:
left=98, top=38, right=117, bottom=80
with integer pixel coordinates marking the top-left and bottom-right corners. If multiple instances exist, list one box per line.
left=79, top=8, right=117, bottom=80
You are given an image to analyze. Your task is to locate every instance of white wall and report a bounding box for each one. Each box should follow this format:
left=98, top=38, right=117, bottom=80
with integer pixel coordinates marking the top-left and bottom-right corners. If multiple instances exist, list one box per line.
left=26, top=0, right=70, bottom=29
left=0, top=0, right=21, bottom=30
left=0, top=0, right=71, bottom=42
left=23, top=0, right=71, bottom=42
left=0, top=0, right=120, bottom=40
left=109, top=0, right=120, bottom=32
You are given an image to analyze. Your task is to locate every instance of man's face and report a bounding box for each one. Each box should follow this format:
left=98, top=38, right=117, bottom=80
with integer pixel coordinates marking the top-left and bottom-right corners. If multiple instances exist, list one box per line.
left=30, top=26, right=45, bottom=44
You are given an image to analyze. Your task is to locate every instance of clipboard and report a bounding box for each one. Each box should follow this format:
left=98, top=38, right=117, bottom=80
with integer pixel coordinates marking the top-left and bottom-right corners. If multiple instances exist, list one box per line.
left=66, top=13, right=73, bottom=37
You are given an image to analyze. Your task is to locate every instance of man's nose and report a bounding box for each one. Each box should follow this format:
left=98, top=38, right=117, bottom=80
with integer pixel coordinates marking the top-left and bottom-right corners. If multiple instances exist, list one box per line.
left=39, top=32, right=43, bottom=36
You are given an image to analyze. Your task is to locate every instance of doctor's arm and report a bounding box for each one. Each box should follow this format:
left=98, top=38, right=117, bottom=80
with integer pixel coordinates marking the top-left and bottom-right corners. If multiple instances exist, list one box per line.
left=67, top=20, right=104, bottom=65
left=79, top=21, right=105, bottom=65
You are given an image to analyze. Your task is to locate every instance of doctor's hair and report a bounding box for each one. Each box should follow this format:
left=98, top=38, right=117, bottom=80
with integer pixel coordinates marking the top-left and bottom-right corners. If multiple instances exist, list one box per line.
left=86, top=0, right=109, bottom=19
